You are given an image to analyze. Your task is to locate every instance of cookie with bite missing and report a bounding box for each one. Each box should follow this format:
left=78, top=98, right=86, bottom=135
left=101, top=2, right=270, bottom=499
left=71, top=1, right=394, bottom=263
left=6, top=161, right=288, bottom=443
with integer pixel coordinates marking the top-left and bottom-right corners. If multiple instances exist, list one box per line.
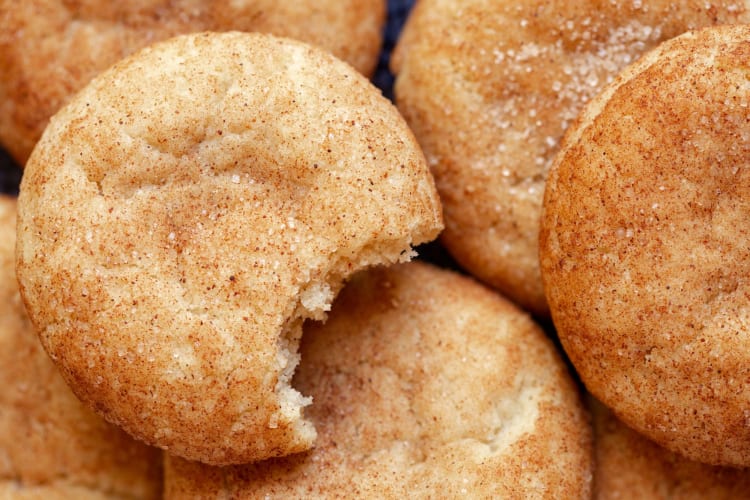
left=0, top=195, right=162, bottom=499
left=164, top=262, right=593, bottom=498
left=0, top=0, right=385, bottom=165
left=540, top=24, right=750, bottom=466
left=16, top=31, right=442, bottom=466
left=392, top=0, right=750, bottom=316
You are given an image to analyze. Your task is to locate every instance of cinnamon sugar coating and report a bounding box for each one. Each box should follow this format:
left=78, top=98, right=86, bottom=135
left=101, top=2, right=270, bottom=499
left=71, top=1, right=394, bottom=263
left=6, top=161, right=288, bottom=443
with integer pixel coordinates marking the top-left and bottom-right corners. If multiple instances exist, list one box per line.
left=165, top=262, right=592, bottom=498
left=0, top=0, right=385, bottom=165
left=541, top=25, right=750, bottom=466
left=393, top=0, right=750, bottom=316
left=0, top=196, right=162, bottom=498
left=16, top=32, right=442, bottom=465
left=591, top=398, right=750, bottom=499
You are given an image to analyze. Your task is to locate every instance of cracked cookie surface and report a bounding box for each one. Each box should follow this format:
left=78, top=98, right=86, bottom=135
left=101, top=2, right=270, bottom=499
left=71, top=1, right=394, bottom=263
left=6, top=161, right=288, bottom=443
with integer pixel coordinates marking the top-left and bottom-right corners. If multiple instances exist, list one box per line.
left=164, top=262, right=592, bottom=498
left=540, top=24, right=750, bottom=467
left=0, top=196, right=162, bottom=499
left=16, top=31, right=442, bottom=466
left=0, top=0, right=385, bottom=165
left=392, top=0, right=750, bottom=316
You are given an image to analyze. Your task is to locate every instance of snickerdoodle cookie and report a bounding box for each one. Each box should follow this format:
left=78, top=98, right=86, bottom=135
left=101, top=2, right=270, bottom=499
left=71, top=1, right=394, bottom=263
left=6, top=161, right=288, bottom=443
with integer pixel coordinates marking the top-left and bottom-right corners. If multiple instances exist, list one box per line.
left=0, top=195, right=162, bottom=499
left=164, top=262, right=593, bottom=498
left=541, top=25, right=750, bottom=466
left=0, top=0, right=385, bottom=165
left=16, top=32, right=442, bottom=465
left=392, top=0, right=750, bottom=316
left=591, top=398, right=750, bottom=499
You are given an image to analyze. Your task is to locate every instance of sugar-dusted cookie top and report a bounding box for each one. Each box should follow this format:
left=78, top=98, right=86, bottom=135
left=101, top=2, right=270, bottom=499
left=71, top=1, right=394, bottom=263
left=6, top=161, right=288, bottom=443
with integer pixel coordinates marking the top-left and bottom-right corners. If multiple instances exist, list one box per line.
left=393, top=0, right=750, bottom=316
left=0, top=0, right=385, bottom=165
left=590, top=398, right=750, bottom=499
left=165, top=262, right=592, bottom=498
left=541, top=24, right=750, bottom=466
left=0, top=195, right=163, bottom=498
left=16, top=31, right=442, bottom=465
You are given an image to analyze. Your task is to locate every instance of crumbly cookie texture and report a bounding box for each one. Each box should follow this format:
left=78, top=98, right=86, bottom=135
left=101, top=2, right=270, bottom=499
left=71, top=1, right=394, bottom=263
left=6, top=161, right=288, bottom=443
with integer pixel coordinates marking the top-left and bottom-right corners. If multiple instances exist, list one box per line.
left=16, top=31, right=442, bottom=466
left=541, top=25, right=750, bottom=466
left=0, top=0, right=385, bottom=165
left=164, top=262, right=593, bottom=498
left=0, top=196, right=162, bottom=499
left=591, top=398, right=750, bottom=500
left=392, top=0, right=750, bottom=316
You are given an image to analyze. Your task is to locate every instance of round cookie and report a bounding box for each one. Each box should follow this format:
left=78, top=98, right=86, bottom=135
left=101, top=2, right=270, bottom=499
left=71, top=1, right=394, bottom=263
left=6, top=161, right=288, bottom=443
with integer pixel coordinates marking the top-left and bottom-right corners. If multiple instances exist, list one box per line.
left=16, top=32, right=443, bottom=466
left=590, top=398, right=750, bottom=499
left=163, top=262, right=593, bottom=498
left=0, top=196, right=162, bottom=499
left=0, top=0, right=385, bottom=165
left=540, top=25, right=750, bottom=466
left=391, top=0, right=750, bottom=316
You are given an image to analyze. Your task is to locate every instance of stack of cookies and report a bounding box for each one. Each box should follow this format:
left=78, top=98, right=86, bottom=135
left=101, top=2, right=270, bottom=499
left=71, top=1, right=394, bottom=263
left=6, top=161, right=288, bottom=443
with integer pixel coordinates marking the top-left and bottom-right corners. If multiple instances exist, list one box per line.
left=1, top=1, right=749, bottom=497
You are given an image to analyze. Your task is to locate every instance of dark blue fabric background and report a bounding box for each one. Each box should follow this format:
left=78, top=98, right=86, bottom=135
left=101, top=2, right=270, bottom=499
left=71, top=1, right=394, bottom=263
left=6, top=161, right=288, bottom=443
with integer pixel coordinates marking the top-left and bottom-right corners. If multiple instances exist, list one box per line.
left=374, top=0, right=416, bottom=101
left=0, top=148, right=20, bottom=195
left=0, top=0, right=417, bottom=195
